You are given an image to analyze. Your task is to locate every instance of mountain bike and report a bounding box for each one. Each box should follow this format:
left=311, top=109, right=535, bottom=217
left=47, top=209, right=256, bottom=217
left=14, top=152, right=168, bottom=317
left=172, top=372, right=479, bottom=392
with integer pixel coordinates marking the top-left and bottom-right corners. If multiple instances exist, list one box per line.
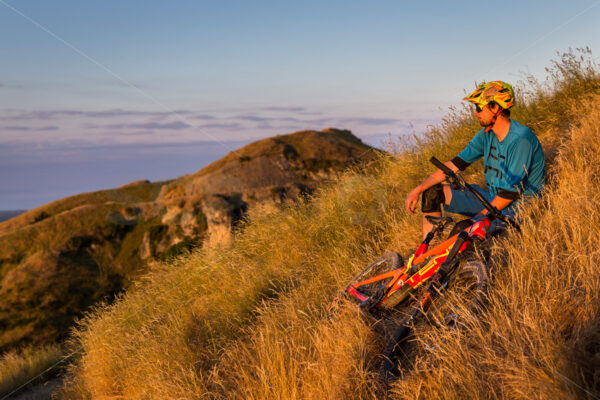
left=342, top=156, right=515, bottom=379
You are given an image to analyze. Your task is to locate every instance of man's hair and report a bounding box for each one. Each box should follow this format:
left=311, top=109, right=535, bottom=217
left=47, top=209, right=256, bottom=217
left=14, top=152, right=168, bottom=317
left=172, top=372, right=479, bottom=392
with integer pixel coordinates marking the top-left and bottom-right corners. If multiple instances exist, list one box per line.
left=488, top=101, right=511, bottom=118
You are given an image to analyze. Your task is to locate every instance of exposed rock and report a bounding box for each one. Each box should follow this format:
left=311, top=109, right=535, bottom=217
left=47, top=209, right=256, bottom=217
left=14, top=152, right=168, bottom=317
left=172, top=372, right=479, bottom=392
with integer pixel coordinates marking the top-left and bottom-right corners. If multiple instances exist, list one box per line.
left=157, top=128, right=377, bottom=243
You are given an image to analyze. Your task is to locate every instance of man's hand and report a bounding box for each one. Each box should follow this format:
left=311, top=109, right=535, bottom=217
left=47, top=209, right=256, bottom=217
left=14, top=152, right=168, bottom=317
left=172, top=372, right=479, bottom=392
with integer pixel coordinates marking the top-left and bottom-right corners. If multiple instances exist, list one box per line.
left=404, top=160, right=457, bottom=215
left=405, top=186, right=422, bottom=214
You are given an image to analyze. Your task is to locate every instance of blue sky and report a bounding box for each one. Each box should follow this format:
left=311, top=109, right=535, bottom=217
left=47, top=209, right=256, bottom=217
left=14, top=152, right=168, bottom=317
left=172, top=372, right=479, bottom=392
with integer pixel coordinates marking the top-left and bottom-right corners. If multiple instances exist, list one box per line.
left=1, top=0, right=600, bottom=209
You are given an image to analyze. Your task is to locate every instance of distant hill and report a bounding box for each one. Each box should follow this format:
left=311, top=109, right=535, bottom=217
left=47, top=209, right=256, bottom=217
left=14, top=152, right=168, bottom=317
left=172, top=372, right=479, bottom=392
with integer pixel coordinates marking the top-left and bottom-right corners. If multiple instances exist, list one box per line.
left=0, top=128, right=378, bottom=351
left=0, top=210, right=26, bottom=223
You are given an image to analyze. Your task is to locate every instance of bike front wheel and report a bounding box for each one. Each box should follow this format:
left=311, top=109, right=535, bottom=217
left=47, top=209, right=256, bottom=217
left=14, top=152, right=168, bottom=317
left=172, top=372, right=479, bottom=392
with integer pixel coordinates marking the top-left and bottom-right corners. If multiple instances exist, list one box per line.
left=345, top=252, right=403, bottom=307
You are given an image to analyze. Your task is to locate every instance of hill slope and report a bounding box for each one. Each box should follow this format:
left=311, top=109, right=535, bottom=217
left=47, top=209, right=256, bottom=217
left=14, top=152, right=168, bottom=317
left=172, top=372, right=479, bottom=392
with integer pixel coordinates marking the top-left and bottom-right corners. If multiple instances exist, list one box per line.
left=0, top=128, right=375, bottom=352
left=59, top=50, right=600, bottom=399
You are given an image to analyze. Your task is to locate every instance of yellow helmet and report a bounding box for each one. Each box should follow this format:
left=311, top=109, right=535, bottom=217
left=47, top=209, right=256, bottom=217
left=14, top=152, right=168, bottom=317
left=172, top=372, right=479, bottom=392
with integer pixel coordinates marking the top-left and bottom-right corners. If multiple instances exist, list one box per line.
left=463, top=81, right=515, bottom=109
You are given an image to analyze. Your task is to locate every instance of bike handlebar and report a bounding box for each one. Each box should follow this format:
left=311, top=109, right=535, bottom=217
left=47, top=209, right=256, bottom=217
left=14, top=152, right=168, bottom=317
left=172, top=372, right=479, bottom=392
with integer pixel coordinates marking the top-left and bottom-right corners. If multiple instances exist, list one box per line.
left=430, top=156, right=507, bottom=223
left=430, top=157, right=454, bottom=177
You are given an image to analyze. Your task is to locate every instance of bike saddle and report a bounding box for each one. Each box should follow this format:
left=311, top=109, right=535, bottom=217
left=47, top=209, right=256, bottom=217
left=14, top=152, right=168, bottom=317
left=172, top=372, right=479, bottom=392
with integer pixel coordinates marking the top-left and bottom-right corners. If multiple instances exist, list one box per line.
left=425, top=215, right=453, bottom=228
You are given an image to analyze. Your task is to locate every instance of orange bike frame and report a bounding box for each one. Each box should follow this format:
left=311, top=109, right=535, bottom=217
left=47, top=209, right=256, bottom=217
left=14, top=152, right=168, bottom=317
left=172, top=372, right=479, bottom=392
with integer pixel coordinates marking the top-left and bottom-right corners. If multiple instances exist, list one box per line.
left=347, top=219, right=491, bottom=307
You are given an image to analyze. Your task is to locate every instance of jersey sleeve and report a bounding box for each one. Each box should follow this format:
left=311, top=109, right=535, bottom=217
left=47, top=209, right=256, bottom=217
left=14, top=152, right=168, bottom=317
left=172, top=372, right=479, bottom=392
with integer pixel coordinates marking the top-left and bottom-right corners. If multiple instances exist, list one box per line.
left=497, top=137, right=534, bottom=200
left=452, top=130, right=485, bottom=170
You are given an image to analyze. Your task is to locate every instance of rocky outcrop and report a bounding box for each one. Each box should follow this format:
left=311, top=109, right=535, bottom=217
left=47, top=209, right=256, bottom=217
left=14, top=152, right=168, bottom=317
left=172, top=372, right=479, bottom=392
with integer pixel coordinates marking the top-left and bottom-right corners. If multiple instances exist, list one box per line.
left=157, top=128, right=377, bottom=244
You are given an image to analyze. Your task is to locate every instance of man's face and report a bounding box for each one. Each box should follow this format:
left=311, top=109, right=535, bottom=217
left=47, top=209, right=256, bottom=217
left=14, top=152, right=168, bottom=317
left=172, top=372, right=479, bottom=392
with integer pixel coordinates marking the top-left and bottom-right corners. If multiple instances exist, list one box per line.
left=474, top=104, right=498, bottom=127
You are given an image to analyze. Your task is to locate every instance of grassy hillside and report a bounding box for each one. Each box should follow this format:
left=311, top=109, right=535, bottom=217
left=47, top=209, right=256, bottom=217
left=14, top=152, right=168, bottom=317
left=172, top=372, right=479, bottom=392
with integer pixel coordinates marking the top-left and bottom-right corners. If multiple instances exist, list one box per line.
left=56, top=49, right=600, bottom=399
left=0, top=128, right=374, bottom=361
left=0, top=183, right=172, bottom=352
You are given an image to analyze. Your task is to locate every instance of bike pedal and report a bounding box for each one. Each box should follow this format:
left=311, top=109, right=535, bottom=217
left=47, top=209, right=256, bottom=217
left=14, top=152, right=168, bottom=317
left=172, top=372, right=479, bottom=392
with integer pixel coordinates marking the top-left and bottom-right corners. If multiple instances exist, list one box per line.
left=444, top=313, right=459, bottom=327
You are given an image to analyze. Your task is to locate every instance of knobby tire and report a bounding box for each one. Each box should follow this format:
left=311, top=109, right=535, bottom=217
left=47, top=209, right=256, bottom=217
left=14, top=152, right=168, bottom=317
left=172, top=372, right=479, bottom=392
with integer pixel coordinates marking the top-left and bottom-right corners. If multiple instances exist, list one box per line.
left=380, top=259, right=490, bottom=381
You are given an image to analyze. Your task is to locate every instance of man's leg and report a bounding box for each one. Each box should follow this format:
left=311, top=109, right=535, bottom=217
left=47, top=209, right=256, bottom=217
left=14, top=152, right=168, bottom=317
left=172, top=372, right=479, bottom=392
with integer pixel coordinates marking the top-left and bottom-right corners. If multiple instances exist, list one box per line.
left=421, top=183, right=452, bottom=239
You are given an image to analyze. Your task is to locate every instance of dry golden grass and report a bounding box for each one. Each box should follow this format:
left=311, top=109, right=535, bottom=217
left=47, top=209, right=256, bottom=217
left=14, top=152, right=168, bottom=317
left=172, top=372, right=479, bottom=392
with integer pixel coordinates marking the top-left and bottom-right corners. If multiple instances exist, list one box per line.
left=0, top=344, right=63, bottom=397
left=389, top=98, right=600, bottom=400
left=57, top=49, right=600, bottom=399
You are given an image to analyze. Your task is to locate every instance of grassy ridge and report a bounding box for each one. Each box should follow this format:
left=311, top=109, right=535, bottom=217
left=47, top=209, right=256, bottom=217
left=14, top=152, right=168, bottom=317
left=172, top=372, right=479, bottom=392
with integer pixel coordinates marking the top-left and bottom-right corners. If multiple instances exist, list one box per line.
left=0, top=179, right=167, bottom=236
left=57, top=49, right=599, bottom=399
left=0, top=201, right=167, bottom=351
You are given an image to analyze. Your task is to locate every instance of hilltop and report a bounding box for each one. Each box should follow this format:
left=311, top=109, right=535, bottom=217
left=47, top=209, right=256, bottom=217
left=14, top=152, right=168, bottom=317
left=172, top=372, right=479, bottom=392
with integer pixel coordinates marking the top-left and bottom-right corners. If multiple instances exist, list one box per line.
left=50, top=50, right=600, bottom=399
left=0, top=128, right=377, bottom=352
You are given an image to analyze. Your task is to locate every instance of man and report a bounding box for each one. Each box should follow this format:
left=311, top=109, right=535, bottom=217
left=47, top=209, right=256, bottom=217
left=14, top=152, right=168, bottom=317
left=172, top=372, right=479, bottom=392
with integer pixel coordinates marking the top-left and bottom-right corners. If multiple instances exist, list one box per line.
left=405, top=81, right=545, bottom=239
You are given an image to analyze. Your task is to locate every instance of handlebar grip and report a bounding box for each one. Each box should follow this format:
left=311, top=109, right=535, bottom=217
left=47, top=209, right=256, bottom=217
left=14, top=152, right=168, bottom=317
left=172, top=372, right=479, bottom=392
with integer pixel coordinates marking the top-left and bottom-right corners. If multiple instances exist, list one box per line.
left=430, top=157, right=454, bottom=176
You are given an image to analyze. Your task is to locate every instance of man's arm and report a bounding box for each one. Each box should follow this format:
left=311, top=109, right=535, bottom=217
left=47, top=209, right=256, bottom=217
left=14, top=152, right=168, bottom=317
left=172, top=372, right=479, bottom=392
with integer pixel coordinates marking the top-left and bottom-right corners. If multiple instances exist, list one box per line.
left=405, top=160, right=459, bottom=214
left=475, top=195, right=513, bottom=217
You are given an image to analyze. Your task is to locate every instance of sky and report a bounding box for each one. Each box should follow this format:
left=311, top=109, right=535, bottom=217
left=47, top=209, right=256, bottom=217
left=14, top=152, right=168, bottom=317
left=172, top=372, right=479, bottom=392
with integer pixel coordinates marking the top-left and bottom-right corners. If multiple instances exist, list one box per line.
left=1, top=0, right=600, bottom=209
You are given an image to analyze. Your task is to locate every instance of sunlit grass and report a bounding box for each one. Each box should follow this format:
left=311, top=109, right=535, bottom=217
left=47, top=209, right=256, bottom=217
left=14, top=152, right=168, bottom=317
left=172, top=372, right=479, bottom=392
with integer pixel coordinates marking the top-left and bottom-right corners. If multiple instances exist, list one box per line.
left=0, top=344, right=64, bottom=397
left=58, top=48, right=600, bottom=399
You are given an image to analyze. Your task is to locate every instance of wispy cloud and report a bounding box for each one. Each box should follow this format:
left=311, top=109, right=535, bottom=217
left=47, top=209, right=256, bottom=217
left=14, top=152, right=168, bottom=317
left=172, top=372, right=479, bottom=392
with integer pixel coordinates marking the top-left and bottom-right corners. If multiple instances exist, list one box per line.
left=234, top=115, right=275, bottom=122
left=0, top=138, right=250, bottom=153
left=259, top=106, right=307, bottom=112
left=0, top=106, right=435, bottom=147
left=196, top=122, right=242, bottom=129
left=0, top=125, right=58, bottom=131
left=192, top=115, right=218, bottom=120
left=100, top=130, right=157, bottom=137
left=99, top=121, right=192, bottom=130
left=2, top=108, right=195, bottom=121
left=255, top=123, right=306, bottom=130
left=335, top=117, right=403, bottom=126
left=231, top=115, right=405, bottom=127
left=255, top=107, right=323, bottom=116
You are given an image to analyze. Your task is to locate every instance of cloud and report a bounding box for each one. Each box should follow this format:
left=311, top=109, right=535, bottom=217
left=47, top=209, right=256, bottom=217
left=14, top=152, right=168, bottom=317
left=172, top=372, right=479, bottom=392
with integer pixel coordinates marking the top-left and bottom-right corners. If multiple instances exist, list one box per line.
left=259, top=106, right=307, bottom=112
left=237, top=115, right=402, bottom=127
left=255, top=107, right=322, bottom=116
left=192, top=115, right=218, bottom=120
left=0, top=125, right=59, bottom=131
left=100, top=121, right=192, bottom=130
left=0, top=138, right=249, bottom=153
left=234, top=115, right=274, bottom=122
left=234, top=115, right=332, bottom=125
left=335, top=117, right=403, bottom=126
left=255, top=106, right=324, bottom=116
left=196, top=122, right=242, bottom=129
left=101, top=130, right=157, bottom=137
left=2, top=109, right=195, bottom=121
left=255, top=123, right=305, bottom=131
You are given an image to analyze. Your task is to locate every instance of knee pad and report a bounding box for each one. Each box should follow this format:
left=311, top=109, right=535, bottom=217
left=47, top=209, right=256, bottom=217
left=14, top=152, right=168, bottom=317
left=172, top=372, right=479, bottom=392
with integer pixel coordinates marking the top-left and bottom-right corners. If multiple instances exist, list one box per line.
left=421, top=183, right=445, bottom=213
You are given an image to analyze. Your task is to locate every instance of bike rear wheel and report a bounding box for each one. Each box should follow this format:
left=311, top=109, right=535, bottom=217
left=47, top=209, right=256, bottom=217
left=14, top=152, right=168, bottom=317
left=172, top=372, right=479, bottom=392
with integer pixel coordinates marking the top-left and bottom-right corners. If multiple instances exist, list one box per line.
left=380, top=259, right=490, bottom=380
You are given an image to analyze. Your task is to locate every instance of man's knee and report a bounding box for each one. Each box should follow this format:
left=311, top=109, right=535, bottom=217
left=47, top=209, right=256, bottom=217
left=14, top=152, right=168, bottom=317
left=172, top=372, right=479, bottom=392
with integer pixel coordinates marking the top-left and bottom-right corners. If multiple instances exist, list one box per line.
left=421, top=183, right=446, bottom=213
